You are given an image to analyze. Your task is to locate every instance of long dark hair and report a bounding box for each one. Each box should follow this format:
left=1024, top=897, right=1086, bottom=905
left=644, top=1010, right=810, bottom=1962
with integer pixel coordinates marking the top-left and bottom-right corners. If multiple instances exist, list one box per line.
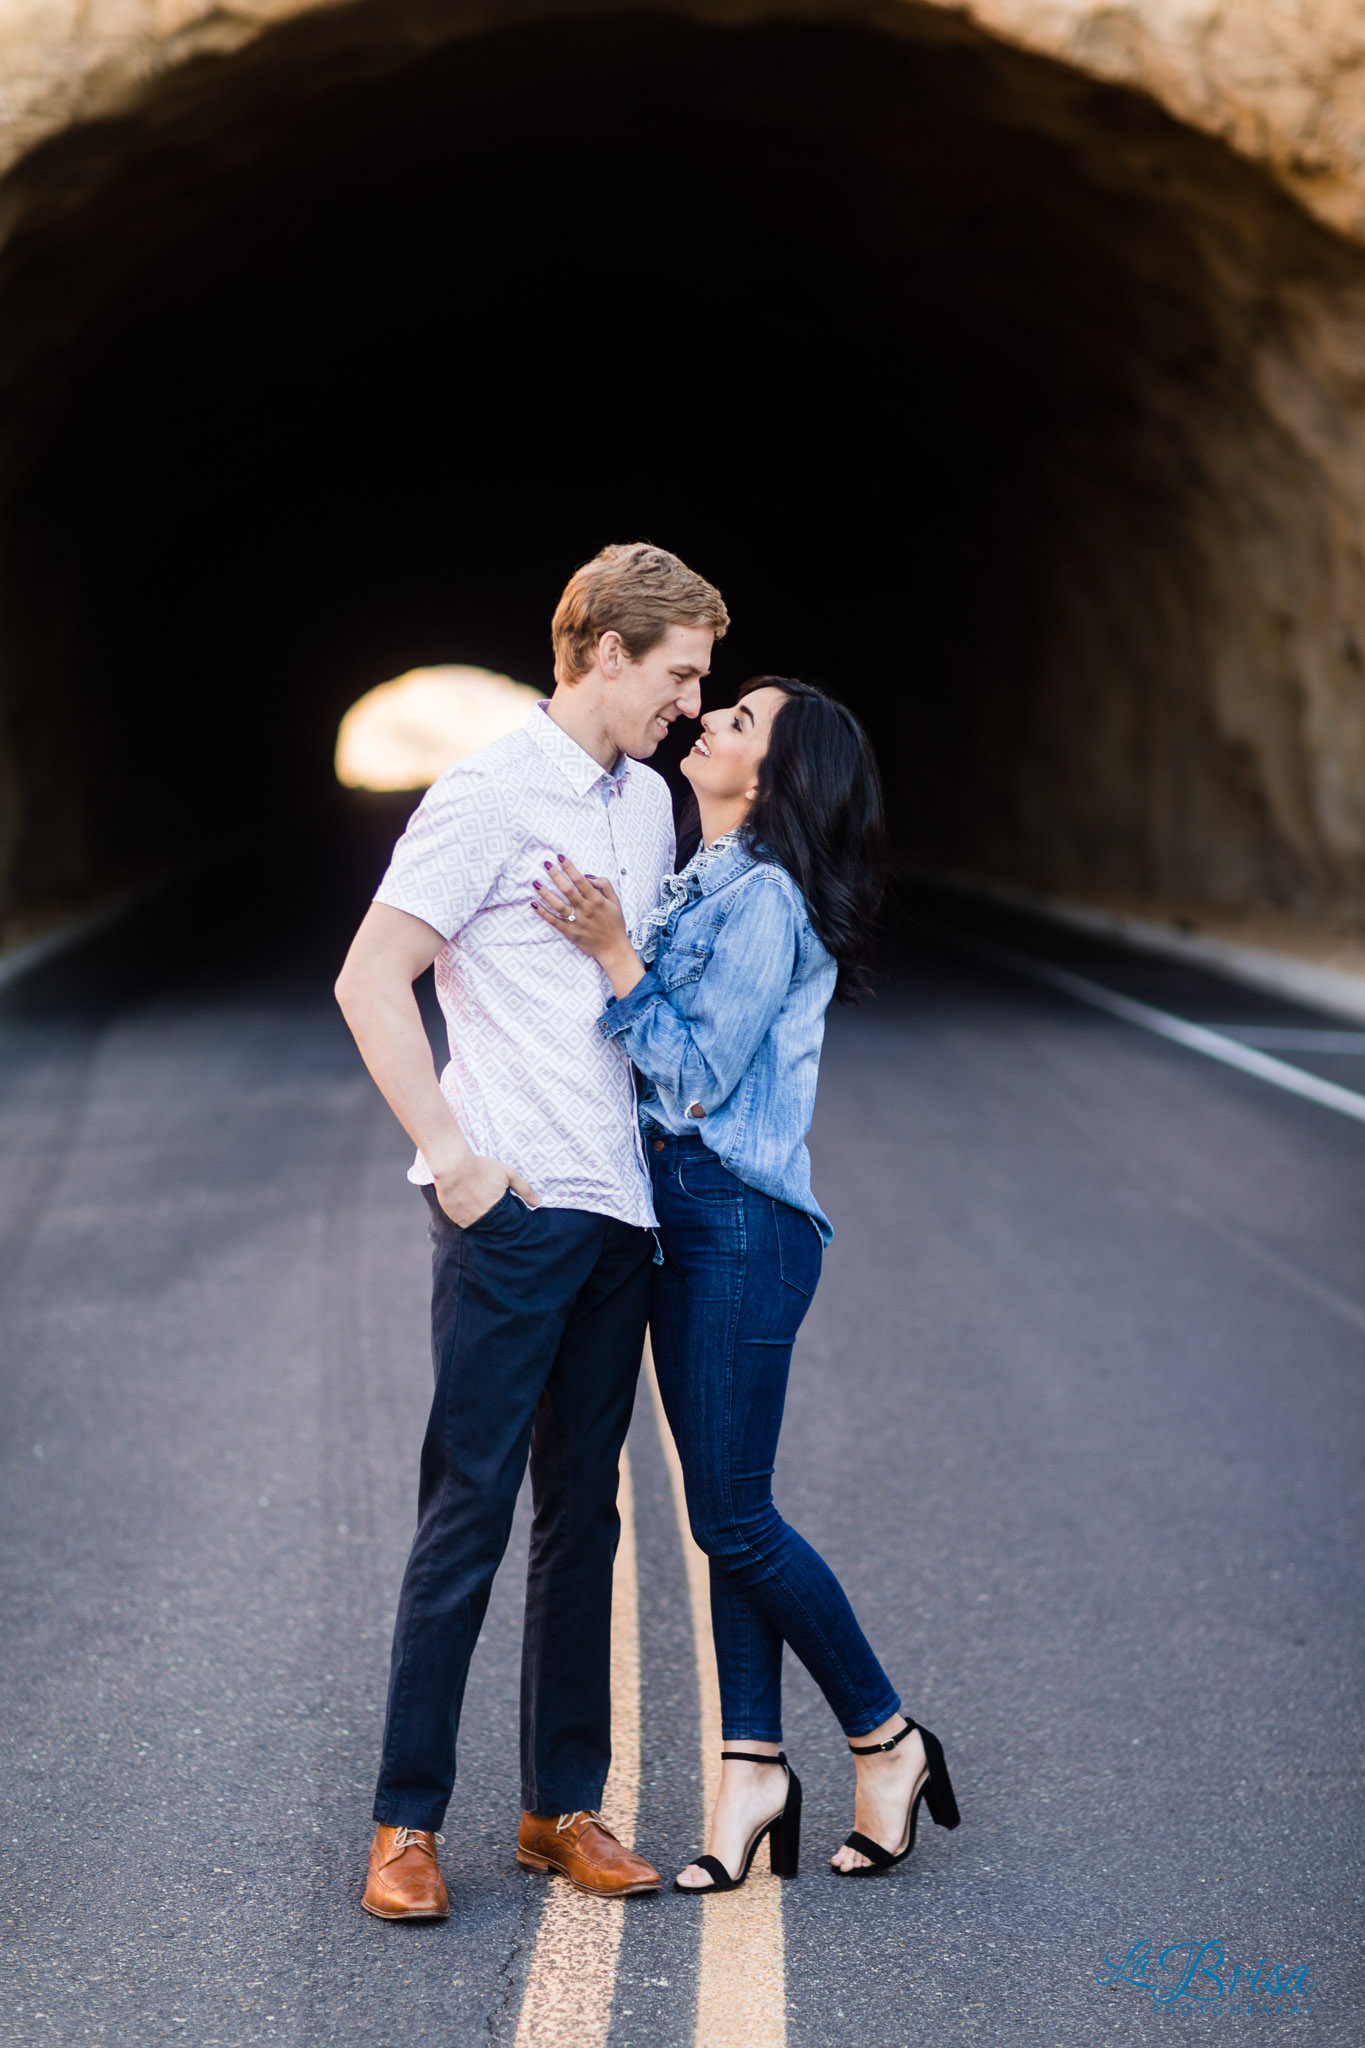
left=677, top=677, right=885, bottom=1002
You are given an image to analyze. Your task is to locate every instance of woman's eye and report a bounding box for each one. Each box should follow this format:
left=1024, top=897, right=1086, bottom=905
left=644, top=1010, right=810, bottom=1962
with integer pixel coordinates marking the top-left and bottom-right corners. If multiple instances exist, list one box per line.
left=731, top=717, right=742, bottom=731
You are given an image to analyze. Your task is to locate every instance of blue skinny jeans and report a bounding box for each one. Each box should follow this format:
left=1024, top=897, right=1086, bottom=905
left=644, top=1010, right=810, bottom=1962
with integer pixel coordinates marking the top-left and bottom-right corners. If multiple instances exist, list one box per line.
left=648, top=1133, right=901, bottom=1742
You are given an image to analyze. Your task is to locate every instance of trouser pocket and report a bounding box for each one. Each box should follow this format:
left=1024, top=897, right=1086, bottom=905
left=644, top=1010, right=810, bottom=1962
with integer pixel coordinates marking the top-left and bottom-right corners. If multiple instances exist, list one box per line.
left=773, top=1198, right=822, bottom=1296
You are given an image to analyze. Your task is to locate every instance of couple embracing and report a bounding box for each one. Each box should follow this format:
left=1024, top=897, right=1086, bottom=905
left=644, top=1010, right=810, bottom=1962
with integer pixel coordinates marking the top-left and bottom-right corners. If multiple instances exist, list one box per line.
left=335, top=543, right=959, bottom=1920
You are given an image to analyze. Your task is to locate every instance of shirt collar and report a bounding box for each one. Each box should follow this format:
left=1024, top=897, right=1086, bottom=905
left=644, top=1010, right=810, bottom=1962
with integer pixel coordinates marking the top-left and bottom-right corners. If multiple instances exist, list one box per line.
left=692, top=834, right=759, bottom=895
left=527, top=700, right=632, bottom=800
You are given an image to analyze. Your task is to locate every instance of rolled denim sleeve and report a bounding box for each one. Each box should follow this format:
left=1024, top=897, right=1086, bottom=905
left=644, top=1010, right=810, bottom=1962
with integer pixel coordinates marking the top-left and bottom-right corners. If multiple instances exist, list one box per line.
left=597, top=877, right=800, bottom=1115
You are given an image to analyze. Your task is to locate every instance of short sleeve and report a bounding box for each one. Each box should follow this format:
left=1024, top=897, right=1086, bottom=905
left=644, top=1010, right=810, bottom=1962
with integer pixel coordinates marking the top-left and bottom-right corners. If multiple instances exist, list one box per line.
left=372, top=761, right=510, bottom=940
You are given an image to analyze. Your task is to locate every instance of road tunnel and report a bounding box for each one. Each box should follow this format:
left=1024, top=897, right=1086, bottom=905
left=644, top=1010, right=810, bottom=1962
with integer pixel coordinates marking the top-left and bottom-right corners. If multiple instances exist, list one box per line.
left=3, top=1, right=1365, bottom=932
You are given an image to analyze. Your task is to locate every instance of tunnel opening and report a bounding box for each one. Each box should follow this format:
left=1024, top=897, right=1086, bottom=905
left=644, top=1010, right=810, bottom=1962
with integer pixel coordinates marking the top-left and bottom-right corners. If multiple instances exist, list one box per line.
left=335, top=666, right=541, bottom=792
left=3, top=2, right=1365, bottom=937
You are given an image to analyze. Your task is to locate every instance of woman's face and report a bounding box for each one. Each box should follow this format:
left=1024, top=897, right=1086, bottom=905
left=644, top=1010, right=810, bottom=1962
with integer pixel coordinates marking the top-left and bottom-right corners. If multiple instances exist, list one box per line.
left=680, top=685, right=788, bottom=806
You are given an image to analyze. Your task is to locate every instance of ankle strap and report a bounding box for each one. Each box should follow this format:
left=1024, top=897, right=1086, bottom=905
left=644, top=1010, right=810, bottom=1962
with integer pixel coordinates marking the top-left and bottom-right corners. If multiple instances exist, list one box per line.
left=849, top=1718, right=918, bottom=1756
left=720, top=1749, right=788, bottom=1766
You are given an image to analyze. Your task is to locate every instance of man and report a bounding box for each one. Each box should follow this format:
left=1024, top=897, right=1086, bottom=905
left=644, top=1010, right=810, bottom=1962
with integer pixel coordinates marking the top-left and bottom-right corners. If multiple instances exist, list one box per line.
left=335, top=542, right=728, bottom=1917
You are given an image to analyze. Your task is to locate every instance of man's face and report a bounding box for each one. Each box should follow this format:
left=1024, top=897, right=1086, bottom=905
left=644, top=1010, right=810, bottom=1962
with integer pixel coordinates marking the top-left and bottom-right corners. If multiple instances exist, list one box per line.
left=602, top=624, right=712, bottom=759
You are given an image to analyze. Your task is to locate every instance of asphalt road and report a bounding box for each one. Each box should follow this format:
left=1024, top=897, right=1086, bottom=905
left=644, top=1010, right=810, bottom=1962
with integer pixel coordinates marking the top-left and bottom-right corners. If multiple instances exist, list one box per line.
left=1, top=816, right=1361, bottom=2046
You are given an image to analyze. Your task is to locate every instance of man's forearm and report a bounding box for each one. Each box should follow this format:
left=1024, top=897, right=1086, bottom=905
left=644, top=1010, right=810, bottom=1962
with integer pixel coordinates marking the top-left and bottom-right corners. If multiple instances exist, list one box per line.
left=335, top=902, right=538, bottom=1224
left=337, top=975, right=472, bottom=1180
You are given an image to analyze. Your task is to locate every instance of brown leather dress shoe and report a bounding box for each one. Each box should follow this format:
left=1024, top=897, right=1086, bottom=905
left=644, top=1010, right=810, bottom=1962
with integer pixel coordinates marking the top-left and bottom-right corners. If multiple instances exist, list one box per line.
left=362, top=1825, right=451, bottom=1920
left=517, top=1810, right=661, bottom=1896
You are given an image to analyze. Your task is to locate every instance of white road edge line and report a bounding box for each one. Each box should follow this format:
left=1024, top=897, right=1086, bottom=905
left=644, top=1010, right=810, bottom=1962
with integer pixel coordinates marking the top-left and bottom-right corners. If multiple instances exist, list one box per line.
left=511, top=1445, right=640, bottom=2048
left=645, top=1341, right=787, bottom=2048
left=921, top=919, right=1365, bottom=1126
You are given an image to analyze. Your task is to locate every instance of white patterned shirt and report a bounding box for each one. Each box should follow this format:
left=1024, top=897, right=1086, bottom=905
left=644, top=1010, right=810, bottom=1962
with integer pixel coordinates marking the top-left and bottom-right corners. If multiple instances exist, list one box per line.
left=373, top=702, right=674, bottom=1228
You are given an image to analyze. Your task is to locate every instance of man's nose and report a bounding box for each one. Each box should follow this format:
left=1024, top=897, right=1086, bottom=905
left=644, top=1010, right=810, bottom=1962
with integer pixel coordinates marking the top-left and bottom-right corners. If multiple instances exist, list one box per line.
left=677, top=680, right=703, bottom=719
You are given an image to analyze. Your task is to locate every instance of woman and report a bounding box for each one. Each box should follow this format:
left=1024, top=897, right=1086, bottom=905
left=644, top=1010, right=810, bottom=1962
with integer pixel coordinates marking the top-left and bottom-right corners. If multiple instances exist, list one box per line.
left=531, top=676, right=959, bottom=1890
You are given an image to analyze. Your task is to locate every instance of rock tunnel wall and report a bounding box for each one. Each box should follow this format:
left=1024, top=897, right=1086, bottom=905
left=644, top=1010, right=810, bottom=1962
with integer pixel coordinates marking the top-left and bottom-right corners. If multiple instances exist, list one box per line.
left=2, top=0, right=1365, bottom=927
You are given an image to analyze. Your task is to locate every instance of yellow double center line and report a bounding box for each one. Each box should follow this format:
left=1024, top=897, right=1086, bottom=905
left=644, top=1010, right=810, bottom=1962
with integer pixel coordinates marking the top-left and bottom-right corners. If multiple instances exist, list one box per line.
left=646, top=1351, right=788, bottom=2048
left=513, top=1342, right=787, bottom=2046
left=512, top=1450, right=641, bottom=2048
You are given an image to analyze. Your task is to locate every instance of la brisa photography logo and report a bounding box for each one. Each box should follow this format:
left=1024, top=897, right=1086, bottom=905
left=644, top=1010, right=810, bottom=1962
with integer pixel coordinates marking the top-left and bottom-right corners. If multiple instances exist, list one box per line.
left=1097, top=1938, right=1314, bottom=2017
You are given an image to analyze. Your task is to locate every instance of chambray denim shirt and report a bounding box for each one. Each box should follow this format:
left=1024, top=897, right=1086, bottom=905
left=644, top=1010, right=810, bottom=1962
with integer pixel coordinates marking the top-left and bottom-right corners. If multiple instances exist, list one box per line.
left=597, top=837, right=837, bottom=1244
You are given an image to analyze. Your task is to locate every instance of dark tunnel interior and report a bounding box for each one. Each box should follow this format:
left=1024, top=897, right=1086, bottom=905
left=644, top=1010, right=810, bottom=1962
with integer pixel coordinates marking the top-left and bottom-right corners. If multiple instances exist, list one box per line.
left=3, top=2, right=1362, bottom=928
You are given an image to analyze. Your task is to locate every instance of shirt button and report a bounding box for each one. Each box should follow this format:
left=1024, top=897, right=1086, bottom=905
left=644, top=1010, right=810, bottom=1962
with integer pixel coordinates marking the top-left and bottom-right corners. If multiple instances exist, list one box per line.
left=652, top=1138, right=666, bottom=1153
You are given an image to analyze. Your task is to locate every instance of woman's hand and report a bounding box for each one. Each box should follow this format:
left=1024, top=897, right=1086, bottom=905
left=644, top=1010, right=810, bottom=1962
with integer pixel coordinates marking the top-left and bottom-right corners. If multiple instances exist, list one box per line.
left=531, top=856, right=646, bottom=1001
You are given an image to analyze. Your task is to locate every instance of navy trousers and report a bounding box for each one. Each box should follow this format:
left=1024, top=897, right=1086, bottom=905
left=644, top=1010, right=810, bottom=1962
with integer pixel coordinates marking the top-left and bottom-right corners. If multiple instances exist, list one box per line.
left=372, top=1186, right=653, bottom=1831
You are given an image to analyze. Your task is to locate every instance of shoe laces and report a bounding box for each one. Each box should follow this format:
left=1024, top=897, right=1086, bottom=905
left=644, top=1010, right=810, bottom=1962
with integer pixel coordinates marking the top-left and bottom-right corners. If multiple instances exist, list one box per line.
left=390, top=1827, right=444, bottom=1857
left=555, top=1809, right=609, bottom=1836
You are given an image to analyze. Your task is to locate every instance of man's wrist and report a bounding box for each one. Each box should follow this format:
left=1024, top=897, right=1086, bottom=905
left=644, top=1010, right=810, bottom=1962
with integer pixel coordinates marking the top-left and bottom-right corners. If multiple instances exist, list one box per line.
left=428, top=1142, right=475, bottom=1186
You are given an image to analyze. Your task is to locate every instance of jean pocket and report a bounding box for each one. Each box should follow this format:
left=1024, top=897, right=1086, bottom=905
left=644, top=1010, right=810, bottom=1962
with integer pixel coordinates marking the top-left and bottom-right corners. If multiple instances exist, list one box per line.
left=463, top=1188, right=519, bottom=1233
left=774, top=1200, right=821, bottom=1295
left=676, top=1148, right=739, bottom=1206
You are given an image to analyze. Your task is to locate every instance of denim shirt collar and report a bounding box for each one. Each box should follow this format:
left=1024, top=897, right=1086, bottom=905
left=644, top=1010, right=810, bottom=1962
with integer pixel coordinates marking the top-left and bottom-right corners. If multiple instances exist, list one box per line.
left=689, top=834, right=761, bottom=897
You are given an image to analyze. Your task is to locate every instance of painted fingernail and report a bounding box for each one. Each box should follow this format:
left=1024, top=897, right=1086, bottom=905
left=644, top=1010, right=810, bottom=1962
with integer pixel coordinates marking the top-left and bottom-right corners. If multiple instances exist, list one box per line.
left=532, top=879, right=541, bottom=889
left=557, top=854, right=567, bottom=865
left=543, top=860, right=553, bottom=870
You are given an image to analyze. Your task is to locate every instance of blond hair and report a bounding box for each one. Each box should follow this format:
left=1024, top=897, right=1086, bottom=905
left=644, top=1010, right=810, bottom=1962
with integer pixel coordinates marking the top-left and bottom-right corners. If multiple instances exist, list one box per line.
left=551, top=542, right=729, bottom=685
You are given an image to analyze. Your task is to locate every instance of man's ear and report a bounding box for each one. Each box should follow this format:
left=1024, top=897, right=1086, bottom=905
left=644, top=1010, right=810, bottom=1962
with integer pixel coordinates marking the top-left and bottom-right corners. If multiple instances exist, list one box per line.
left=597, top=630, right=625, bottom=677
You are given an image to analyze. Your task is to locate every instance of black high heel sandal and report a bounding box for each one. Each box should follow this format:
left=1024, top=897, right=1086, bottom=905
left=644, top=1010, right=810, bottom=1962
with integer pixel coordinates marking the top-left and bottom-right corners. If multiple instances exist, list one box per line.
left=674, top=1750, right=802, bottom=1893
left=834, top=1717, right=960, bottom=1877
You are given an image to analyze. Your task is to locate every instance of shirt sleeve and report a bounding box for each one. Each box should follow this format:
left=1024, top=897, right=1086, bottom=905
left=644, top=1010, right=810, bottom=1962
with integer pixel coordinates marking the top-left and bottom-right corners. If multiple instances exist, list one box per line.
left=372, top=762, right=507, bottom=940
left=598, top=875, right=800, bottom=1115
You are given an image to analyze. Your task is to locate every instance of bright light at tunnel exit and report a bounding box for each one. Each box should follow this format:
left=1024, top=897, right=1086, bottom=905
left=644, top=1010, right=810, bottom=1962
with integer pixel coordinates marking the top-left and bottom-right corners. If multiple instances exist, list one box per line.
left=335, top=665, right=540, bottom=791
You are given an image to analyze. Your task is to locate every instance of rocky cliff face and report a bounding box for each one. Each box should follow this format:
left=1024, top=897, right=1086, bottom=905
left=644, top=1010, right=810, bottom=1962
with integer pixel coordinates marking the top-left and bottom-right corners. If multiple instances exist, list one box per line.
left=1, top=0, right=1364, bottom=922
left=4, top=2, right=1365, bottom=241
left=947, top=0, right=1365, bottom=242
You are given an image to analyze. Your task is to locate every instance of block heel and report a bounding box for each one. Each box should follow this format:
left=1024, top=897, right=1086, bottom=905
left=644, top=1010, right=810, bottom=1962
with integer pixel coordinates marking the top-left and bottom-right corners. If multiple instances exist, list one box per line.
left=919, top=1725, right=961, bottom=1831
left=767, top=1763, right=802, bottom=1878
